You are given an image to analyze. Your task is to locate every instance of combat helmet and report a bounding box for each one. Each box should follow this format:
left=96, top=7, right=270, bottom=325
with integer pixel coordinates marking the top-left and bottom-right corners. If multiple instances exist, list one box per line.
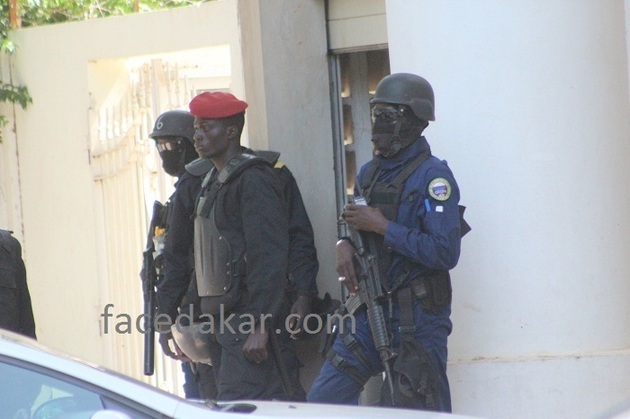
left=149, top=110, right=195, bottom=142
left=171, top=323, right=213, bottom=365
left=371, top=73, right=435, bottom=121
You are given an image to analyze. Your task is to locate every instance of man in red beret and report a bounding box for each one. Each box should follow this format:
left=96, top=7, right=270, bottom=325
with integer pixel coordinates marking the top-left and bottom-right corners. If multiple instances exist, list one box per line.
left=188, top=91, right=301, bottom=401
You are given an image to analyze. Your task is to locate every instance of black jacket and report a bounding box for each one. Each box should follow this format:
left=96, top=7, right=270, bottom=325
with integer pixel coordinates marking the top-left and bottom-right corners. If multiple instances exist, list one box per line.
left=0, top=230, right=36, bottom=338
left=157, top=150, right=319, bottom=321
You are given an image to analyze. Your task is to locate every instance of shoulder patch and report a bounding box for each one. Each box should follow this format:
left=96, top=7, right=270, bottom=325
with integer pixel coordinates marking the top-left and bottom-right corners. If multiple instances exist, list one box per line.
left=428, top=178, right=452, bottom=201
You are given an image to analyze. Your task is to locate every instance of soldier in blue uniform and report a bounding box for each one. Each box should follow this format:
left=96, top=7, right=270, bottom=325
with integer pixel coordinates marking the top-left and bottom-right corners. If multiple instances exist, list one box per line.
left=308, top=73, right=465, bottom=412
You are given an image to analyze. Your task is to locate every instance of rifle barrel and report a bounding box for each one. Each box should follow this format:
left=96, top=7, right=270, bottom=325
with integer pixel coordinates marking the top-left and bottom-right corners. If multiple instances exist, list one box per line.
left=142, top=200, right=164, bottom=377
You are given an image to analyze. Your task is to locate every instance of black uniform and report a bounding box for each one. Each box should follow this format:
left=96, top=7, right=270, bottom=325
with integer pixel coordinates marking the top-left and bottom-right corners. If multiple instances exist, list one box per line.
left=157, top=171, right=202, bottom=323
left=157, top=149, right=319, bottom=319
left=276, top=160, right=319, bottom=298
left=157, top=149, right=318, bottom=400
left=0, top=230, right=36, bottom=339
left=195, top=155, right=288, bottom=400
left=154, top=170, right=217, bottom=400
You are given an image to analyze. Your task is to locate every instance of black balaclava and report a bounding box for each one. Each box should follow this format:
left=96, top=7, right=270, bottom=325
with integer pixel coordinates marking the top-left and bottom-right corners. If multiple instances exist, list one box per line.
left=158, top=138, right=197, bottom=177
left=372, top=105, right=425, bottom=158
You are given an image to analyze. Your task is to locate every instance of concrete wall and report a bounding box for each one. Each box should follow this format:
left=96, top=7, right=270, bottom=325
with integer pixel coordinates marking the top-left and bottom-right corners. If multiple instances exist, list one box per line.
left=239, top=0, right=337, bottom=296
left=238, top=0, right=337, bottom=386
left=327, top=0, right=387, bottom=52
left=385, top=1, right=630, bottom=418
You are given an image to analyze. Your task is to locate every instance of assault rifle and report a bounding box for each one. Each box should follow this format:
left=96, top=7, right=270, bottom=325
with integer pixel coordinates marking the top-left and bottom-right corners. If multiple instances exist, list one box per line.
left=345, top=197, right=397, bottom=405
left=142, top=200, right=166, bottom=376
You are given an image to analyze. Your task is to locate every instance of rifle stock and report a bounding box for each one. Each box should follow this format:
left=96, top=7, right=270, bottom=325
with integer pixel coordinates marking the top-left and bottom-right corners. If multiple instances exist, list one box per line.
left=142, top=200, right=165, bottom=376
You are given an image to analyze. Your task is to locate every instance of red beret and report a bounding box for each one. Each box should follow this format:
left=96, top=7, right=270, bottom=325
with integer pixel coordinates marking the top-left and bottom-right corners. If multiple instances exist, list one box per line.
left=189, top=92, right=248, bottom=119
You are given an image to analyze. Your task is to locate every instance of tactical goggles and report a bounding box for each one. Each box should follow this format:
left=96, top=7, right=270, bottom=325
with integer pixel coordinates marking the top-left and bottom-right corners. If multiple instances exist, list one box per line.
left=155, top=138, right=185, bottom=152
left=371, top=105, right=405, bottom=124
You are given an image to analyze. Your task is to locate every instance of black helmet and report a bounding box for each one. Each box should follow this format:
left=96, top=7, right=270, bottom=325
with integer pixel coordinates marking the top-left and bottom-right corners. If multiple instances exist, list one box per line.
left=149, top=110, right=195, bottom=142
left=371, top=73, right=435, bottom=121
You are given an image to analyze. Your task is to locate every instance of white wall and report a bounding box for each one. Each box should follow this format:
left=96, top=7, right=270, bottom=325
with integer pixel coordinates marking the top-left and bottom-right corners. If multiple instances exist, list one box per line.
left=386, top=1, right=630, bottom=418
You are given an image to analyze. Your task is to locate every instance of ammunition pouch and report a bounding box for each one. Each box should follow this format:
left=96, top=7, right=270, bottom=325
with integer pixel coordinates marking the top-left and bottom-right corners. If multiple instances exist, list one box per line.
left=406, top=270, right=451, bottom=314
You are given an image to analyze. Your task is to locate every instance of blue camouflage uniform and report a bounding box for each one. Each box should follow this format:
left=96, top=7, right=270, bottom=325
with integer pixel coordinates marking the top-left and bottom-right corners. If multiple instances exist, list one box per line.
left=308, top=136, right=461, bottom=411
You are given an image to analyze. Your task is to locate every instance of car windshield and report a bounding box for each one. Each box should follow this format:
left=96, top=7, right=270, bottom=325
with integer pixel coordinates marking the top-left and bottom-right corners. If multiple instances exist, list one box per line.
left=0, top=361, right=103, bottom=418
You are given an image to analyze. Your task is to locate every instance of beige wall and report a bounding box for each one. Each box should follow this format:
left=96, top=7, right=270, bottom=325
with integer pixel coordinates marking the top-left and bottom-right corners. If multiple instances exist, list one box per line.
left=327, top=0, right=387, bottom=52
left=5, top=0, right=243, bottom=371
left=0, top=54, right=24, bottom=240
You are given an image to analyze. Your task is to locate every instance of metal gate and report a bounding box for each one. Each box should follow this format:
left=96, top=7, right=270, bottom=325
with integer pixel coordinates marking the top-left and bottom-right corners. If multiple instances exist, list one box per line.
left=89, top=60, right=194, bottom=395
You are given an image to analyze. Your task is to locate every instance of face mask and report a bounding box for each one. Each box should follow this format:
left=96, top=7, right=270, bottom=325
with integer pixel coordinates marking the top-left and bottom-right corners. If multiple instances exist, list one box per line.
left=372, top=119, right=418, bottom=158
left=155, top=137, right=197, bottom=177
left=160, top=149, right=185, bottom=177
left=372, top=119, right=397, bottom=135
left=371, top=104, right=420, bottom=157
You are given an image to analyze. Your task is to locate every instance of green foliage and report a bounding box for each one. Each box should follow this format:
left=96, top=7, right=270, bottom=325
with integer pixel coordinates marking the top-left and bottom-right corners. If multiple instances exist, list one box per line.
left=18, top=0, right=207, bottom=26
left=0, top=0, right=209, bottom=141
left=0, top=81, right=31, bottom=109
left=0, top=46, right=31, bottom=140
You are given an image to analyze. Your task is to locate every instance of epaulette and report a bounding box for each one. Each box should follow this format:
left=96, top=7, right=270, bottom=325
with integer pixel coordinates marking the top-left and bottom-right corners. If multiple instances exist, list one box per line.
left=253, top=150, right=285, bottom=169
left=253, top=150, right=280, bottom=166
left=185, top=158, right=214, bottom=177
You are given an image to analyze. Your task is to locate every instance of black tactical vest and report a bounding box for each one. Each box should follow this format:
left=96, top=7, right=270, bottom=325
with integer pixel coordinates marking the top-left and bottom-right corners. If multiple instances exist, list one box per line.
left=358, top=151, right=431, bottom=289
left=193, top=154, right=269, bottom=314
